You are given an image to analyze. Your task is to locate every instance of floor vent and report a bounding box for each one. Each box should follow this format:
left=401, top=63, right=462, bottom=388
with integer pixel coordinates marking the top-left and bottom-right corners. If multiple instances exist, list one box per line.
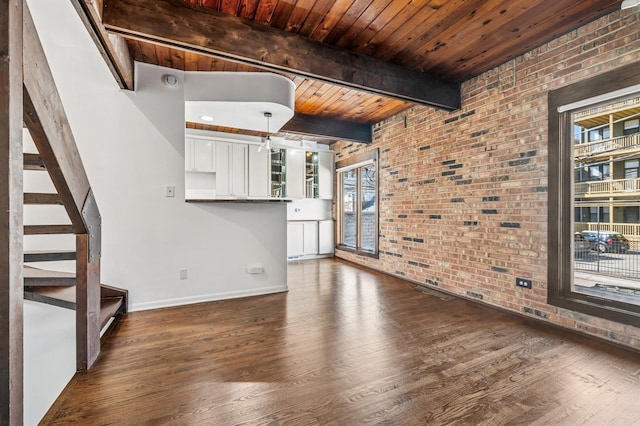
left=413, top=285, right=454, bottom=301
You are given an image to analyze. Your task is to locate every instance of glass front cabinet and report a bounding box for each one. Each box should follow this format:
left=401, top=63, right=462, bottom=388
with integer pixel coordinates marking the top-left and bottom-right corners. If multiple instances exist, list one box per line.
left=271, top=148, right=286, bottom=198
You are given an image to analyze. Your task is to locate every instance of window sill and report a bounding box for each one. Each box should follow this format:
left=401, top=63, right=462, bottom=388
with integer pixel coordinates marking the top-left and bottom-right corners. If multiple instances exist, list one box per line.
left=336, top=245, right=379, bottom=259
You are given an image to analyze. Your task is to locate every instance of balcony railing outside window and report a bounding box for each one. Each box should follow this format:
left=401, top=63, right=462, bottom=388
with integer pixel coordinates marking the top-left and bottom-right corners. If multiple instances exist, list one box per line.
left=574, top=133, right=640, bottom=159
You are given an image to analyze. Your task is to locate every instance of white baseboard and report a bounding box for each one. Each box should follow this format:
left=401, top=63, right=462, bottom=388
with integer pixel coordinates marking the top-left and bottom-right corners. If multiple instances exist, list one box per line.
left=128, top=285, right=289, bottom=312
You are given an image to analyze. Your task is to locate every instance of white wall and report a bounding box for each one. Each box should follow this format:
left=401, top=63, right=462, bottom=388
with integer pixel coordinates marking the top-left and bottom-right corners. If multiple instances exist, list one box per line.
left=27, top=0, right=288, bottom=311
left=24, top=0, right=288, bottom=422
left=23, top=301, right=76, bottom=426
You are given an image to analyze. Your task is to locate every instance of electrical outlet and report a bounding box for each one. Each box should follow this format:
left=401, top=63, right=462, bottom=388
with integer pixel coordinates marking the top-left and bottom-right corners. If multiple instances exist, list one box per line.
left=516, top=278, right=532, bottom=289
left=179, top=269, right=188, bottom=280
left=246, top=266, right=264, bottom=274
left=166, top=186, right=175, bottom=197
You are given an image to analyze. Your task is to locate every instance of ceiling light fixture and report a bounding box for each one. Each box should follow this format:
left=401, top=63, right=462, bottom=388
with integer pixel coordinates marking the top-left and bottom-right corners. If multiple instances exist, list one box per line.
left=258, top=112, right=274, bottom=152
left=200, top=115, right=214, bottom=122
left=162, top=74, right=179, bottom=88
left=621, top=0, right=640, bottom=9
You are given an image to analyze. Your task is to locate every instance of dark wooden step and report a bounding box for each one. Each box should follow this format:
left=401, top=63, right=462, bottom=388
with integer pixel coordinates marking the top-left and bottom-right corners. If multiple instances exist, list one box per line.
left=24, top=286, right=76, bottom=310
left=25, top=283, right=125, bottom=331
left=24, top=250, right=76, bottom=262
left=24, top=287, right=124, bottom=328
left=23, top=153, right=46, bottom=171
left=24, top=265, right=76, bottom=286
left=24, top=192, right=63, bottom=205
left=100, top=296, right=125, bottom=331
left=24, top=224, right=75, bottom=235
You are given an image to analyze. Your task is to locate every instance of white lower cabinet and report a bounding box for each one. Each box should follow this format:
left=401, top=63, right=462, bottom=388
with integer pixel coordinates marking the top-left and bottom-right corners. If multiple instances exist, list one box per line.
left=287, top=222, right=304, bottom=258
left=318, top=220, right=334, bottom=254
left=287, top=221, right=319, bottom=258
left=302, top=222, right=318, bottom=255
left=288, top=220, right=334, bottom=258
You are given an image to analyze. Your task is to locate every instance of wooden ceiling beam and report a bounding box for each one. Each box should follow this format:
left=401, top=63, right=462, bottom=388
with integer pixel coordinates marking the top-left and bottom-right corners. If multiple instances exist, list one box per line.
left=70, top=0, right=134, bottom=90
left=101, top=0, right=461, bottom=111
left=282, top=113, right=372, bottom=144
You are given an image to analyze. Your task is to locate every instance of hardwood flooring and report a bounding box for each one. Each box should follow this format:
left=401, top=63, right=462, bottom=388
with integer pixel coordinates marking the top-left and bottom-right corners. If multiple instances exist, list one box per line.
left=42, top=258, right=640, bottom=425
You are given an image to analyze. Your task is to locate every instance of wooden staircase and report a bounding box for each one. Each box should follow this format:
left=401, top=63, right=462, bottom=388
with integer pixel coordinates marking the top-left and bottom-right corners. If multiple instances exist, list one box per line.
left=19, top=3, right=128, bottom=371
left=23, top=153, right=128, bottom=346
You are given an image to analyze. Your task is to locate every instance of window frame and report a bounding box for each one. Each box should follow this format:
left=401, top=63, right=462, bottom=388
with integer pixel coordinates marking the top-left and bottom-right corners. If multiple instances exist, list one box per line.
left=336, top=150, right=379, bottom=258
left=548, top=61, right=640, bottom=327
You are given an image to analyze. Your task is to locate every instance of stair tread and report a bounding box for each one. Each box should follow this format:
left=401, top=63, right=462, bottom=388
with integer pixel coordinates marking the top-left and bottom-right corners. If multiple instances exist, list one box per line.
left=23, top=153, right=46, bottom=171
left=100, top=297, right=124, bottom=330
left=24, top=193, right=63, bottom=205
left=24, top=265, right=75, bottom=280
left=24, top=286, right=76, bottom=310
left=24, top=286, right=125, bottom=325
left=24, top=250, right=76, bottom=262
left=24, top=224, right=75, bottom=235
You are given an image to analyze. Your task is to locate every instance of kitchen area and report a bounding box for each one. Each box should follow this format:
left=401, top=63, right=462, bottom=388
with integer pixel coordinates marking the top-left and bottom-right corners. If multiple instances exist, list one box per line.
left=184, top=131, right=335, bottom=260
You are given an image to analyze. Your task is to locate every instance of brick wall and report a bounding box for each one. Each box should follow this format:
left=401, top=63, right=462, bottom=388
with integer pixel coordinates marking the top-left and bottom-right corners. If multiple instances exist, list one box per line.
left=332, top=9, right=640, bottom=349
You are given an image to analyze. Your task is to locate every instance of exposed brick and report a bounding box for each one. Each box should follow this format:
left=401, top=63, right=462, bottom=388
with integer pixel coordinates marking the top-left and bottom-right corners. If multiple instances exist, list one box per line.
left=471, top=129, right=490, bottom=137
left=500, top=222, right=521, bottom=228
left=331, top=10, right=640, bottom=351
left=508, top=158, right=531, bottom=167
left=425, top=278, right=439, bottom=287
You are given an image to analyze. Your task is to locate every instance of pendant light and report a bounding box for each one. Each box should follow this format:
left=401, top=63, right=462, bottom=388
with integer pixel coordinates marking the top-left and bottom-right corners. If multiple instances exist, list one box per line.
left=621, top=0, right=640, bottom=8
left=258, top=112, right=274, bottom=152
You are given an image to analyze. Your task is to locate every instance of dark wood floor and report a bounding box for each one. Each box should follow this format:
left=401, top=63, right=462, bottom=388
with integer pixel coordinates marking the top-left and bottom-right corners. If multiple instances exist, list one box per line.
left=43, top=258, right=640, bottom=425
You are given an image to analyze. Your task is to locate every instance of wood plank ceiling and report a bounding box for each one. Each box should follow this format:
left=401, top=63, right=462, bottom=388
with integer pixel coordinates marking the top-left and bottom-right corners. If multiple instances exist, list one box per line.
left=96, top=0, right=622, bottom=141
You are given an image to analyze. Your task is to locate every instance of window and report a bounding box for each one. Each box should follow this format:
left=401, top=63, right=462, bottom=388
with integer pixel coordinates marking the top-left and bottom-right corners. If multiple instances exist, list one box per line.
left=548, top=61, right=640, bottom=327
left=624, top=119, right=639, bottom=136
left=336, top=150, right=378, bottom=256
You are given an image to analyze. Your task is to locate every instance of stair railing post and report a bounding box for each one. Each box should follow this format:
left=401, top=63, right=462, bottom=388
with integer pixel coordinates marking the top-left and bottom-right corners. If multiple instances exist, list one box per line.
left=76, top=190, right=101, bottom=370
left=0, top=0, right=24, bottom=423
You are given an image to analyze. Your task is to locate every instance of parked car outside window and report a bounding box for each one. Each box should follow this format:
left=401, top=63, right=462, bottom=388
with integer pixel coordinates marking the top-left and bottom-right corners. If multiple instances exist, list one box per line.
left=574, top=232, right=590, bottom=256
left=581, top=230, right=630, bottom=253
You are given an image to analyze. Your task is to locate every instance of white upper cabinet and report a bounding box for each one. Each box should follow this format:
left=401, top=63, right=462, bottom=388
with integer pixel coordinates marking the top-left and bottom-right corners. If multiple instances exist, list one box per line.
left=185, top=137, right=215, bottom=172
left=215, top=141, right=247, bottom=197
left=215, top=141, right=230, bottom=197
left=185, top=135, right=334, bottom=202
left=286, top=149, right=306, bottom=199
left=248, top=145, right=270, bottom=198
left=318, top=151, right=334, bottom=200
left=231, top=143, right=248, bottom=197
